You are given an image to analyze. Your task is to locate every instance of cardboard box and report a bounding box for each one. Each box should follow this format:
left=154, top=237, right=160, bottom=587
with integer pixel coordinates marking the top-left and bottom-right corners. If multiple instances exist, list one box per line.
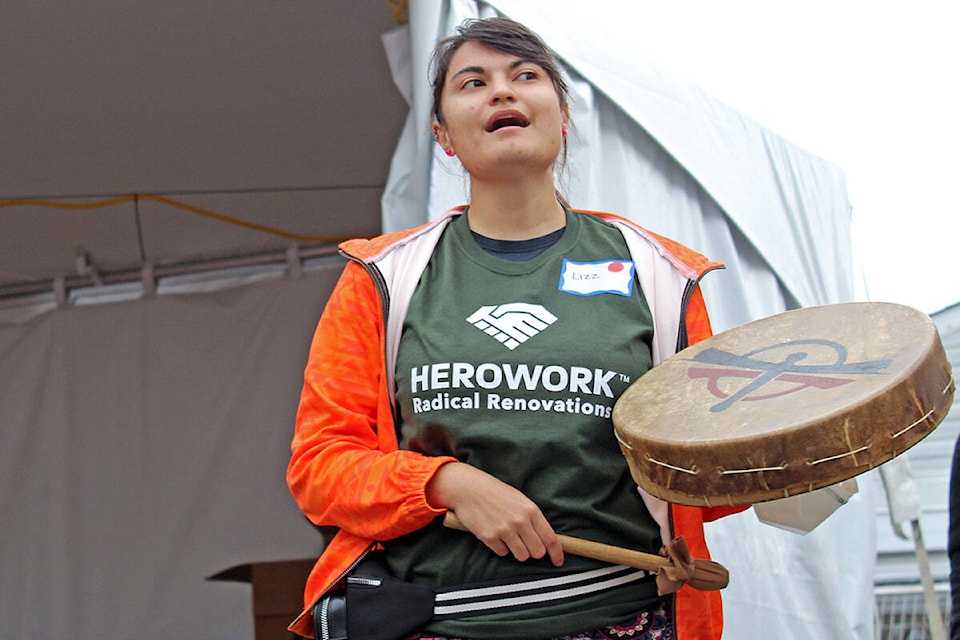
left=210, top=559, right=315, bottom=640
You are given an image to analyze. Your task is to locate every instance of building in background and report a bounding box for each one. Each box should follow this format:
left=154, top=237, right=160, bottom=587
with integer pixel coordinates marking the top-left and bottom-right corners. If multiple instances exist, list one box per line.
left=875, top=302, right=959, bottom=638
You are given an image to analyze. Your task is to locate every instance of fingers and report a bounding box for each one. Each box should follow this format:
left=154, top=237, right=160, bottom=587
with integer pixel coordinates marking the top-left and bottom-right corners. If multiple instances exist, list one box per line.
left=432, top=463, right=564, bottom=566
left=479, top=512, right=561, bottom=566
left=532, top=515, right=565, bottom=567
left=488, top=521, right=564, bottom=566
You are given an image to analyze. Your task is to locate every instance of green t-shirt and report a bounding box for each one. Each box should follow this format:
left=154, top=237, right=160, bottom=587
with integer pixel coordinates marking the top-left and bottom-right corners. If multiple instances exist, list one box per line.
left=391, top=209, right=661, bottom=638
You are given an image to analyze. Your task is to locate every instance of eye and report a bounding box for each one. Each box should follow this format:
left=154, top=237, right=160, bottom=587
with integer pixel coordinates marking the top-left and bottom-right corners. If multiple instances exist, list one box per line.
left=461, top=78, right=485, bottom=89
left=517, top=70, right=539, bottom=81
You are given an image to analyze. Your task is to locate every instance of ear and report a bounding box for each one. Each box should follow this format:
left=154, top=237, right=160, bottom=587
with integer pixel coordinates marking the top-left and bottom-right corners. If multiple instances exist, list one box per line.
left=433, top=121, right=452, bottom=154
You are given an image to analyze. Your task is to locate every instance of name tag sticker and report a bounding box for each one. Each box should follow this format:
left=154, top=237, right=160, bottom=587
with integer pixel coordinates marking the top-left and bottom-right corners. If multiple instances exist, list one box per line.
left=559, top=259, right=635, bottom=296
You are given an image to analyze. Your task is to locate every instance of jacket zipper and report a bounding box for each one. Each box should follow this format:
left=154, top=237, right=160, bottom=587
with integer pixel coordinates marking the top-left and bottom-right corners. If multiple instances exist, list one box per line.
left=676, top=265, right=723, bottom=352
left=671, top=268, right=722, bottom=640
left=340, top=250, right=401, bottom=429
left=340, top=250, right=391, bottom=327
left=318, top=594, right=332, bottom=640
left=322, top=542, right=376, bottom=596
left=311, top=540, right=377, bottom=633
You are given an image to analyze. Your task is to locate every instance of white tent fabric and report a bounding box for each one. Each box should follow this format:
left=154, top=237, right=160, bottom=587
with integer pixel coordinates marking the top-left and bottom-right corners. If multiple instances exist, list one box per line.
left=0, top=266, right=342, bottom=638
left=382, top=1, right=875, bottom=638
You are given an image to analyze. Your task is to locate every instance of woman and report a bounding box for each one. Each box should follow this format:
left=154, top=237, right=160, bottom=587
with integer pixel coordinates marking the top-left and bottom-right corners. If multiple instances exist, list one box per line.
left=287, top=17, right=747, bottom=640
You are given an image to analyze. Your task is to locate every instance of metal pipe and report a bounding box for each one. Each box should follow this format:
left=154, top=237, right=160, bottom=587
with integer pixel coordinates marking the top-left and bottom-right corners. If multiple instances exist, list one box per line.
left=0, top=244, right=342, bottom=303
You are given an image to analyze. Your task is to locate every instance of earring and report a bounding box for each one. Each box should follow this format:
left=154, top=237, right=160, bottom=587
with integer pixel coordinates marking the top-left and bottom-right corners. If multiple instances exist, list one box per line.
left=562, top=128, right=568, bottom=137
left=445, top=148, right=455, bottom=157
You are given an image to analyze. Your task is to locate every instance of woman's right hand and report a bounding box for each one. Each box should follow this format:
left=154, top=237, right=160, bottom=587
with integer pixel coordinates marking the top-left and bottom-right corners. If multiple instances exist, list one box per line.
left=426, top=462, right=564, bottom=567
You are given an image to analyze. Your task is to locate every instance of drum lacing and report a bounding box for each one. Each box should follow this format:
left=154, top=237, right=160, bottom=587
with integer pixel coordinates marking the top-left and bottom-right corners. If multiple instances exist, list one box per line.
left=888, top=374, right=952, bottom=439
left=890, top=409, right=935, bottom=439
left=646, top=458, right=699, bottom=475
left=719, top=463, right=787, bottom=475
left=807, top=444, right=870, bottom=466
left=613, top=430, right=633, bottom=450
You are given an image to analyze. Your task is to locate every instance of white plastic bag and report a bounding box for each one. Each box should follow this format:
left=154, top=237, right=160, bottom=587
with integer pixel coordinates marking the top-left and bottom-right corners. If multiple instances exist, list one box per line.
left=753, top=479, right=859, bottom=534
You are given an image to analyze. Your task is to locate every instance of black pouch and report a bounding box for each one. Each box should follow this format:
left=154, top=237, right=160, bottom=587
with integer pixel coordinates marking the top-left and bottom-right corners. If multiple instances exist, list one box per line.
left=313, top=552, right=435, bottom=640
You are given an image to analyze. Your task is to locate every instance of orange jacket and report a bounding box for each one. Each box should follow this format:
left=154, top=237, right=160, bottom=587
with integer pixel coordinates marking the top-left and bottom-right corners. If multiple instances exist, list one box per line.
left=286, top=207, right=748, bottom=639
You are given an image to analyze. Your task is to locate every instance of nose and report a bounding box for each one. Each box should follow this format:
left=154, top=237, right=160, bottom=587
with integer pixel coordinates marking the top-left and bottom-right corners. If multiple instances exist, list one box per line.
left=488, top=76, right=515, bottom=104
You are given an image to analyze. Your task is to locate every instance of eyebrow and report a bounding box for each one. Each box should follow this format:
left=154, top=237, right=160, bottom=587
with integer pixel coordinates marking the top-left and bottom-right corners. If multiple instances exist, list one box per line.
left=450, top=58, right=532, bottom=82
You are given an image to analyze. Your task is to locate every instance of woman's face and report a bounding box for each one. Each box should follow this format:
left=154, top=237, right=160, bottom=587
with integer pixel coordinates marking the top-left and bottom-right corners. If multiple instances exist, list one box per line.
left=435, top=41, right=568, bottom=182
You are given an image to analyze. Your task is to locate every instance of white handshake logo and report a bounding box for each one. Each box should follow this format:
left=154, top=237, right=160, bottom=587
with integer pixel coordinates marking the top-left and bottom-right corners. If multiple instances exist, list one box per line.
left=466, top=303, right=558, bottom=350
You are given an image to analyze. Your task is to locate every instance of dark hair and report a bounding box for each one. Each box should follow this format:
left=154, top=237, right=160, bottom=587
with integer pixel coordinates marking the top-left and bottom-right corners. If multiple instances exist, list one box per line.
left=429, top=17, right=569, bottom=124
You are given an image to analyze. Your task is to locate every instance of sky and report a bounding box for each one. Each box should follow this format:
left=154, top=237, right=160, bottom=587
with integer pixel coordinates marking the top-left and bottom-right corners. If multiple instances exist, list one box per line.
left=572, top=1, right=960, bottom=314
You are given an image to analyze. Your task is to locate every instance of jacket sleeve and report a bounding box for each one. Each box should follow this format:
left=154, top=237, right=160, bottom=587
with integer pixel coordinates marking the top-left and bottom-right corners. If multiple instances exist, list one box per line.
left=286, top=261, right=456, bottom=541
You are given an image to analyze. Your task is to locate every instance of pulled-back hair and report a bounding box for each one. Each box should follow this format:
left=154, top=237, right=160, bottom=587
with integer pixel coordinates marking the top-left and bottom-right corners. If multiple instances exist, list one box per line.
left=429, top=17, right=569, bottom=124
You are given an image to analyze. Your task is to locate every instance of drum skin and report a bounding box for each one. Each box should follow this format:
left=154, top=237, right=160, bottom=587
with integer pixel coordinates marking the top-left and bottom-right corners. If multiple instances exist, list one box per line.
left=612, top=302, right=955, bottom=506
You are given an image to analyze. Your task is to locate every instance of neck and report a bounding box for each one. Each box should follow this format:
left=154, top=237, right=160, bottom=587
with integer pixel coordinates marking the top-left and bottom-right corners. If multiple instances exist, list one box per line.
left=466, top=174, right=566, bottom=240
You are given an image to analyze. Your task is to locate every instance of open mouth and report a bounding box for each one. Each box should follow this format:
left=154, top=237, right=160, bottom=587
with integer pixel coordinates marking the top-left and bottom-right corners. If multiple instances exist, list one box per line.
left=485, top=111, right=530, bottom=132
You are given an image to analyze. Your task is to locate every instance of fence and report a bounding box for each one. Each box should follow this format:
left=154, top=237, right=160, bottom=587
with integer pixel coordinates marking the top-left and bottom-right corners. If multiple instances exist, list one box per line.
left=875, top=584, right=951, bottom=640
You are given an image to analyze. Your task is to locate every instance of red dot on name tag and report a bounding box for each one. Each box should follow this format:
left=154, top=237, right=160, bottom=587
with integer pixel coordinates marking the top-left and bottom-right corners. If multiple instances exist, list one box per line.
left=608, top=262, right=624, bottom=272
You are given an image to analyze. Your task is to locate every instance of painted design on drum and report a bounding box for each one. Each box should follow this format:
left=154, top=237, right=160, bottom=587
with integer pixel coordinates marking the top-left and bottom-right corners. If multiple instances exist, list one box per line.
left=685, top=339, right=893, bottom=412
